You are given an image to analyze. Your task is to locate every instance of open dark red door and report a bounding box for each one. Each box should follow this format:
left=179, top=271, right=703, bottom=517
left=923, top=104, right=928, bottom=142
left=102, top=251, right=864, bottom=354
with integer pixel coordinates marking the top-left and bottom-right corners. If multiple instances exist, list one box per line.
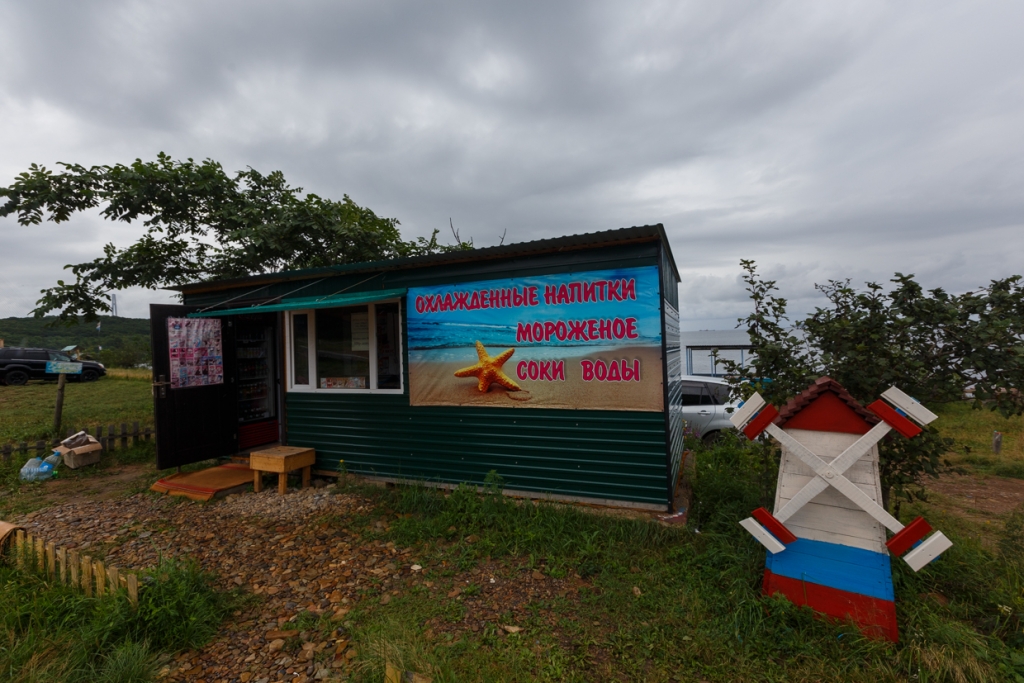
left=150, top=304, right=238, bottom=470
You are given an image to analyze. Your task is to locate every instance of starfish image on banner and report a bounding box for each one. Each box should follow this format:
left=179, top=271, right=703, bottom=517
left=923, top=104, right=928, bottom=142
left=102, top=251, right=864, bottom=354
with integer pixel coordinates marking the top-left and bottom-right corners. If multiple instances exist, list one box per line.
left=454, top=341, right=522, bottom=393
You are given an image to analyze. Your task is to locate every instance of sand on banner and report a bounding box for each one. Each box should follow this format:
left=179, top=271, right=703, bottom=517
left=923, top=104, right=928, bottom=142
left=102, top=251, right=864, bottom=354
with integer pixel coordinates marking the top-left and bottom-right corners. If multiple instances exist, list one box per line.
left=409, top=345, right=663, bottom=411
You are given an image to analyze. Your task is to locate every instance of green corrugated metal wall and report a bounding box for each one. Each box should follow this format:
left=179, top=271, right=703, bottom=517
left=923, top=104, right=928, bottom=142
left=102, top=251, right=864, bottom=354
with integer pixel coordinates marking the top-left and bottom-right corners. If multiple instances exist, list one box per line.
left=285, top=394, right=669, bottom=505
left=664, top=300, right=684, bottom=498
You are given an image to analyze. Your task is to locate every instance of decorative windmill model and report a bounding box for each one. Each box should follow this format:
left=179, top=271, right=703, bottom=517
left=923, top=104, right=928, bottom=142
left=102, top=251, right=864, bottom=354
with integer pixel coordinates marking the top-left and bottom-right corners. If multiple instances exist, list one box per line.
left=731, top=377, right=953, bottom=642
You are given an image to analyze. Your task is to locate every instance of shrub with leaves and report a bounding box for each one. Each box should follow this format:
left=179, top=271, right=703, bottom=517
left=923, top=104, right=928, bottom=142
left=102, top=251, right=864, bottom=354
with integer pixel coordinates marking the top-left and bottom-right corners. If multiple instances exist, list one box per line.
left=722, top=260, right=1023, bottom=513
left=0, top=153, right=473, bottom=322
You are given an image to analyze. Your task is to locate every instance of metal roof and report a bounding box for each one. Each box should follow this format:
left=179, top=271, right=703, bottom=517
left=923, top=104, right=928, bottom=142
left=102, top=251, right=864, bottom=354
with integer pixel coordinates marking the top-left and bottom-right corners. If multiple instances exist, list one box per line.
left=188, top=287, right=407, bottom=317
left=169, top=224, right=678, bottom=296
left=680, top=329, right=752, bottom=348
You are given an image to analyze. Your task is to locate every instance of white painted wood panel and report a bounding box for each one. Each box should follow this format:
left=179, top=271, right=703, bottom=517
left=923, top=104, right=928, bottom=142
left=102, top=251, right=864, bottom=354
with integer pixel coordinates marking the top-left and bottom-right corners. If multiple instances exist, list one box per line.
left=773, top=427, right=888, bottom=554
left=730, top=393, right=765, bottom=428
left=779, top=478, right=879, bottom=513
left=740, top=517, right=786, bottom=554
left=903, top=532, right=952, bottom=571
left=881, top=387, right=937, bottom=425
left=784, top=501, right=886, bottom=552
left=780, top=455, right=879, bottom=486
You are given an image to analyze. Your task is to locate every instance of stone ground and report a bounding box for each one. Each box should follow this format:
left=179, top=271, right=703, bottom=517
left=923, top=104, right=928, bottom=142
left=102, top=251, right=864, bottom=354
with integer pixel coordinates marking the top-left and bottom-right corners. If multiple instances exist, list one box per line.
left=12, top=482, right=589, bottom=683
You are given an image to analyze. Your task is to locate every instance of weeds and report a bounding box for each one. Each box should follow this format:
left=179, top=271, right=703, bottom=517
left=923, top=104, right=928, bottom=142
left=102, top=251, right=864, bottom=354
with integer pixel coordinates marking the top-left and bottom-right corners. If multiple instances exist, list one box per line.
left=0, top=555, right=237, bottom=682
left=333, top=438, right=1024, bottom=682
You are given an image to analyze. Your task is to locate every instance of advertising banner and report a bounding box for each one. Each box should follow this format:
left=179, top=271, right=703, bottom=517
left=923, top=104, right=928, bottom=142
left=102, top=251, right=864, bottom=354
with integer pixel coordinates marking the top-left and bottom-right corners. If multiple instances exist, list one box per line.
left=167, top=317, right=225, bottom=389
left=45, top=361, right=83, bottom=374
left=407, top=265, right=663, bottom=411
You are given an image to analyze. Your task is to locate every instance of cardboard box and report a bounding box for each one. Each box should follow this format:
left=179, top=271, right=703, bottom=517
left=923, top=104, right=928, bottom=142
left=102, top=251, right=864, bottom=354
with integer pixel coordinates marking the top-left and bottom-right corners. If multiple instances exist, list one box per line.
left=56, top=436, right=103, bottom=469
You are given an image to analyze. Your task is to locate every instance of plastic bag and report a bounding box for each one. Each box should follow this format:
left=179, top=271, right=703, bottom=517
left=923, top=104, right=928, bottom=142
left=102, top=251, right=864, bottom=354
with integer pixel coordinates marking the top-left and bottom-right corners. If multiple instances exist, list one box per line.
left=19, top=457, right=54, bottom=482
left=62, top=430, right=92, bottom=449
left=44, top=452, right=62, bottom=467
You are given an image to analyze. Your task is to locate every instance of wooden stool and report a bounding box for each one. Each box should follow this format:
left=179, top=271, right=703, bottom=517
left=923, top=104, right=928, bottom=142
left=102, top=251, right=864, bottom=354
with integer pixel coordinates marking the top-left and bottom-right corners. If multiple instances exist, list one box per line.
left=250, top=446, right=316, bottom=495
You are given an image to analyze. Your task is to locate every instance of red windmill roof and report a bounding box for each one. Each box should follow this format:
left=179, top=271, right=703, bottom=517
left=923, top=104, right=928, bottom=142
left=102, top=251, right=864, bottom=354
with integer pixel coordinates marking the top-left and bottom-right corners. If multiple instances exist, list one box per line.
left=775, top=376, right=880, bottom=435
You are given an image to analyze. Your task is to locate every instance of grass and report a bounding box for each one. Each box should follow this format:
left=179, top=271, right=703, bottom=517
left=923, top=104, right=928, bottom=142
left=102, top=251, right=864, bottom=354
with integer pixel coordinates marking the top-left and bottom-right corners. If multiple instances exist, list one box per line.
left=0, top=374, right=153, bottom=444
left=0, top=553, right=238, bottom=683
left=321, top=439, right=1024, bottom=682
left=935, top=402, right=1024, bottom=478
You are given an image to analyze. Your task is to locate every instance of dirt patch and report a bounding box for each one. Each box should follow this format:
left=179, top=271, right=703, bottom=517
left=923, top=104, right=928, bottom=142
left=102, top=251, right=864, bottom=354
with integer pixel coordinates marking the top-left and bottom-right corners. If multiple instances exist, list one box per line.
left=2, top=462, right=159, bottom=518
left=926, top=474, right=1024, bottom=517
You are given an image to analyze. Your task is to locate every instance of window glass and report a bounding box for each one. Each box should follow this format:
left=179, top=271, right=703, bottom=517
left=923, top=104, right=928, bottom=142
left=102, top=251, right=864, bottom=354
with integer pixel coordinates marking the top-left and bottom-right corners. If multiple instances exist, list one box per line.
left=292, top=314, right=309, bottom=385
left=680, top=381, right=703, bottom=406
left=375, top=303, right=401, bottom=390
left=27, top=350, right=49, bottom=361
left=690, top=349, right=714, bottom=374
left=706, top=383, right=731, bottom=405
left=316, top=306, right=369, bottom=389
left=48, top=352, right=71, bottom=362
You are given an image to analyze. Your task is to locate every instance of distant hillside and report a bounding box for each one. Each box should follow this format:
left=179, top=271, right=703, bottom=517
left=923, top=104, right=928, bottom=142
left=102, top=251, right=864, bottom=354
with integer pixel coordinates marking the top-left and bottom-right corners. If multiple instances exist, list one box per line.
left=0, top=316, right=151, bottom=367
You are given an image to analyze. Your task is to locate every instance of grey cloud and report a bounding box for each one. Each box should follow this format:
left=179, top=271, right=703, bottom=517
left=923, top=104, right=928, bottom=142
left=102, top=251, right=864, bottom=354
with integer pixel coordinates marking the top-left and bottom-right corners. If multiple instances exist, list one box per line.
left=1, top=1, right=1022, bottom=324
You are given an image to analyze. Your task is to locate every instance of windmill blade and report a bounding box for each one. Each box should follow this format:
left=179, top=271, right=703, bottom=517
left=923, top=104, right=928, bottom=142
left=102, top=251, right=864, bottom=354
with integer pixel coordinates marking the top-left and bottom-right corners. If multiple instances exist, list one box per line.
left=775, top=422, right=891, bottom=523
left=766, top=423, right=904, bottom=534
left=774, top=477, right=828, bottom=523
left=826, top=473, right=904, bottom=534
left=730, top=393, right=766, bottom=429
left=765, top=424, right=831, bottom=473
left=829, top=422, right=891, bottom=476
left=881, top=386, right=937, bottom=426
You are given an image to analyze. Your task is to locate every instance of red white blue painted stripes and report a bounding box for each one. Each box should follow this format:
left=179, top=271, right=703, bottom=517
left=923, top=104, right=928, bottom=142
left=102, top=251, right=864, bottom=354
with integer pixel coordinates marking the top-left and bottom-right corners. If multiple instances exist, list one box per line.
left=765, top=537, right=894, bottom=601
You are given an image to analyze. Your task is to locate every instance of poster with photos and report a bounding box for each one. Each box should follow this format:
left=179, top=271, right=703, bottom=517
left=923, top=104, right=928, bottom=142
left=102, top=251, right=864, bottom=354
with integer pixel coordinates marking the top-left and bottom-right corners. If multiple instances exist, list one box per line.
left=167, top=317, right=225, bottom=389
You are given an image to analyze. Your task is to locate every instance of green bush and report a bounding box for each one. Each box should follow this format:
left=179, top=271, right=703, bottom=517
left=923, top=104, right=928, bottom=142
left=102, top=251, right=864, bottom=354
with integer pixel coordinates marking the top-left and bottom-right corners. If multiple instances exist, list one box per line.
left=689, top=432, right=778, bottom=534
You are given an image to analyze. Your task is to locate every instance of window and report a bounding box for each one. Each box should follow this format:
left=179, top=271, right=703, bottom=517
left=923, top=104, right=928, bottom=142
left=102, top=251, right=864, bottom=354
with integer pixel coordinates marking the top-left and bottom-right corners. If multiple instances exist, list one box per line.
left=706, top=383, right=731, bottom=405
left=292, top=314, right=310, bottom=385
left=287, top=301, right=403, bottom=393
left=48, top=352, right=71, bottom=362
left=679, top=381, right=704, bottom=406
left=316, top=306, right=369, bottom=389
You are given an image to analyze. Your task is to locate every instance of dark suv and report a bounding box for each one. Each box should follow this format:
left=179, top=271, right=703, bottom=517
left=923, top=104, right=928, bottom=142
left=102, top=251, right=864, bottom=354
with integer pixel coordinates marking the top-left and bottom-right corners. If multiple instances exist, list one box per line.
left=0, top=348, right=106, bottom=385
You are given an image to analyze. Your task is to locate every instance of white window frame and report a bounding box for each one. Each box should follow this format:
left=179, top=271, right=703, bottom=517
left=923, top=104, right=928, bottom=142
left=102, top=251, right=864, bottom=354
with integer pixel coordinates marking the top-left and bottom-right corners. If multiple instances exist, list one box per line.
left=284, top=300, right=404, bottom=394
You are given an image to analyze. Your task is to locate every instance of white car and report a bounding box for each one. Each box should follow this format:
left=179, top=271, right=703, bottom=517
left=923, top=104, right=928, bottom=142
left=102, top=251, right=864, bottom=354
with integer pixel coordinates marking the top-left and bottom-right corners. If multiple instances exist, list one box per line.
left=679, top=375, right=741, bottom=443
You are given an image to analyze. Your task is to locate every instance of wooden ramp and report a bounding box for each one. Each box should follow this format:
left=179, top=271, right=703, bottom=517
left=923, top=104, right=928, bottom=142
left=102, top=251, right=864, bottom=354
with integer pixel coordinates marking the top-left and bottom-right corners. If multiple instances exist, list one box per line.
left=150, top=463, right=253, bottom=501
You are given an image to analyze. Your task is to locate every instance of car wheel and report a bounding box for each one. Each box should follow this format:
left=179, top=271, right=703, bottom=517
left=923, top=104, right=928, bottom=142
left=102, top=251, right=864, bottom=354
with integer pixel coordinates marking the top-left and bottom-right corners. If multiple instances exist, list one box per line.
left=702, top=431, right=722, bottom=446
left=81, top=369, right=99, bottom=382
left=4, top=370, right=29, bottom=386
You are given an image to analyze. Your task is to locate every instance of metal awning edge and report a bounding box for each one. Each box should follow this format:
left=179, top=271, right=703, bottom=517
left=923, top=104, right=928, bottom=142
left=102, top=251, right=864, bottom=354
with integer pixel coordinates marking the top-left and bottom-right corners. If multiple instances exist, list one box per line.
left=188, top=287, right=408, bottom=317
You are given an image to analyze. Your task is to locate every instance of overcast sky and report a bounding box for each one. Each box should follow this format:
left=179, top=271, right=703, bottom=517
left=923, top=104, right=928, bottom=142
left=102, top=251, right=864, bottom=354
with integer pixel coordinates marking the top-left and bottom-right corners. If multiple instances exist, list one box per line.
left=1, top=1, right=1022, bottom=329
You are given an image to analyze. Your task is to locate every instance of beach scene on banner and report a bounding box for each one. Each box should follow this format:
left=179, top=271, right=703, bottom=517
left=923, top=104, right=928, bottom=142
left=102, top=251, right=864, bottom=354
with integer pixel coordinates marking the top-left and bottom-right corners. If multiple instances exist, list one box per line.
left=407, top=265, right=663, bottom=410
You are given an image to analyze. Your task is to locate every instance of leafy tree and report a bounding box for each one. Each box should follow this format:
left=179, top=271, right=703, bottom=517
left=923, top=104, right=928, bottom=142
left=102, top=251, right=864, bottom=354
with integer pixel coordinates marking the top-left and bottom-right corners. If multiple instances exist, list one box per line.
left=0, top=153, right=471, bottom=322
left=723, top=260, right=1024, bottom=514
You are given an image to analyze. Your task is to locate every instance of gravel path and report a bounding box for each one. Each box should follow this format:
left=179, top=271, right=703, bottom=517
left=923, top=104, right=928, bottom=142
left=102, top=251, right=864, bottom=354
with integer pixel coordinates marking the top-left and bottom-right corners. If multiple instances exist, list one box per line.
left=15, top=485, right=422, bottom=682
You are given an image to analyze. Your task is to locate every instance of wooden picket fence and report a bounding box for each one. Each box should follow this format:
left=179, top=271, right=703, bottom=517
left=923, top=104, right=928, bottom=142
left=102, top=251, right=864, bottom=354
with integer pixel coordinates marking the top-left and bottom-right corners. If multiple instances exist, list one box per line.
left=11, top=529, right=139, bottom=606
left=1, top=422, right=154, bottom=464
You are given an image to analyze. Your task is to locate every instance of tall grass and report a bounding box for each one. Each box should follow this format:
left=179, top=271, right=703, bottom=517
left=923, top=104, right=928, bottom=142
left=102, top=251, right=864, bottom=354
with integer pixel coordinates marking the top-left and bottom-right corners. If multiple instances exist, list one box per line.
left=0, top=555, right=236, bottom=683
left=936, top=401, right=1024, bottom=478
left=0, top=376, right=153, bottom=443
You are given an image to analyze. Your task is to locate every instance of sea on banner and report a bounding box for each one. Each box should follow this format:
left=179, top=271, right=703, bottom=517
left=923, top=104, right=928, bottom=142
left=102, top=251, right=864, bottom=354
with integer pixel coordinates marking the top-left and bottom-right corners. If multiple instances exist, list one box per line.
left=406, top=266, right=664, bottom=411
